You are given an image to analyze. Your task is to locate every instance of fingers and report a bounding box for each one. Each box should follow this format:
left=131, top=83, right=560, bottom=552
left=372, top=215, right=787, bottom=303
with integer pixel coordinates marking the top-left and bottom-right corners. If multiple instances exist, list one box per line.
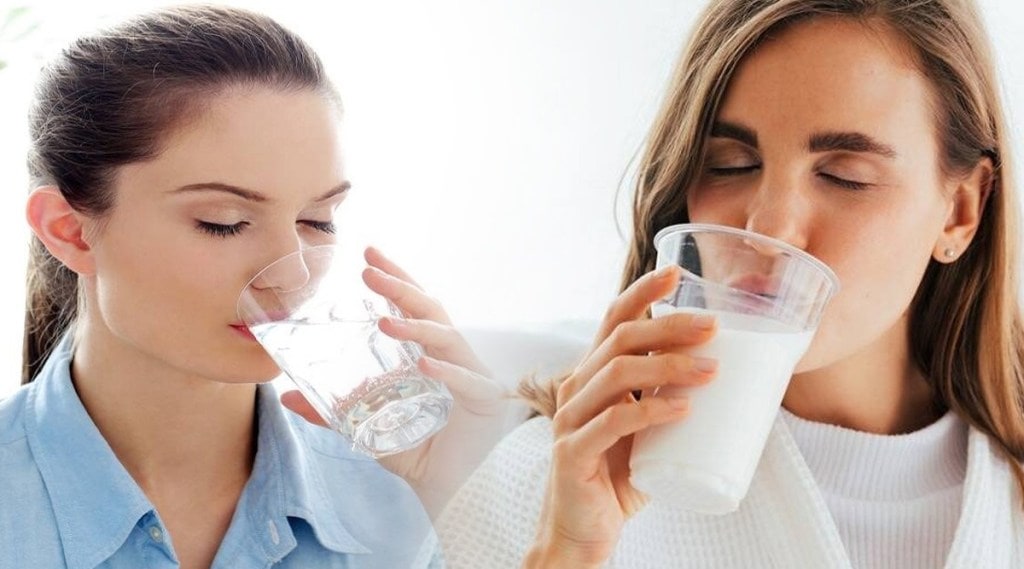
left=280, top=390, right=329, bottom=427
left=418, top=356, right=507, bottom=412
left=557, top=311, right=717, bottom=407
left=362, top=266, right=452, bottom=324
left=593, top=265, right=682, bottom=344
left=379, top=316, right=489, bottom=375
left=364, top=246, right=422, bottom=289
left=553, top=394, right=690, bottom=478
left=554, top=352, right=716, bottom=432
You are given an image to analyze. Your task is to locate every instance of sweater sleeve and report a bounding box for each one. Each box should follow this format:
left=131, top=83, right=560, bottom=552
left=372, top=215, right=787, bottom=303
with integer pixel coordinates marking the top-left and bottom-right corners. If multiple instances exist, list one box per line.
left=435, top=416, right=555, bottom=569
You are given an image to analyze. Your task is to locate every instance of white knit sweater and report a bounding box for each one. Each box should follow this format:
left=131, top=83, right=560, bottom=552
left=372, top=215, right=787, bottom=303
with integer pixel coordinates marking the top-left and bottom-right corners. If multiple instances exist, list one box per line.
left=437, top=411, right=1024, bottom=568
left=780, top=408, right=967, bottom=568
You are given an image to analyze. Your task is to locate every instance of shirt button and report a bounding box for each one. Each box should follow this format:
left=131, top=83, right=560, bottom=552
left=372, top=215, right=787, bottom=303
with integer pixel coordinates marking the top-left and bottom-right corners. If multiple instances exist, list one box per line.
left=267, top=519, right=280, bottom=545
left=149, top=526, right=164, bottom=543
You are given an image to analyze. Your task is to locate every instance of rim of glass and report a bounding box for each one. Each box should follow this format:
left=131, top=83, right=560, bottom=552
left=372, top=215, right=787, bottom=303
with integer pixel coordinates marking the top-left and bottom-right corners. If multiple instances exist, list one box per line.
left=239, top=244, right=340, bottom=294
left=653, top=223, right=840, bottom=292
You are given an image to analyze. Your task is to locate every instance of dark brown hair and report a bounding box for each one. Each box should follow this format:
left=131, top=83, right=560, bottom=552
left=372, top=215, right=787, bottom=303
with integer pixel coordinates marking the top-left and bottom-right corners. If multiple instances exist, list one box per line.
left=521, top=0, right=1024, bottom=495
left=24, top=5, right=335, bottom=382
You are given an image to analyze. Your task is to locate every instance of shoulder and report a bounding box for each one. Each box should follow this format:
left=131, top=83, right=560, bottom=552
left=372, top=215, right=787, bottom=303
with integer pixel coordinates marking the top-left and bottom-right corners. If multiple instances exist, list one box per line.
left=284, top=410, right=435, bottom=538
left=0, top=385, right=38, bottom=477
left=0, top=384, right=31, bottom=446
left=436, top=416, right=554, bottom=569
left=283, top=409, right=392, bottom=476
left=0, top=384, right=63, bottom=567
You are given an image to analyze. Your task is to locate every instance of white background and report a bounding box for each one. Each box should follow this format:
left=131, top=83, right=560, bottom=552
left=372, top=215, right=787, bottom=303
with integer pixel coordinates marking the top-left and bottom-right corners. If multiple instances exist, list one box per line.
left=0, top=0, right=1021, bottom=396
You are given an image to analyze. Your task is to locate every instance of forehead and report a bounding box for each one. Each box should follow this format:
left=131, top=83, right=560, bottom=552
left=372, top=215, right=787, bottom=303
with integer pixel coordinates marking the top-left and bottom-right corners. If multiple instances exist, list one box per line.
left=718, top=17, right=936, bottom=143
left=116, top=87, right=344, bottom=200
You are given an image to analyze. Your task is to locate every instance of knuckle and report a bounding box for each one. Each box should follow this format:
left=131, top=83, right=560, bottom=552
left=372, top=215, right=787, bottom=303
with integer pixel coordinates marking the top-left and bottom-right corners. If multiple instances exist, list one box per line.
left=551, top=407, right=576, bottom=438
left=602, top=299, right=624, bottom=327
left=555, top=377, right=576, bottom=408
left=652, top=312, right=678, bottom=334
left=601, top=404, right=630, bottom=432
left=665, top=353, right=692, bottom=377
left=424, top=293, right=442, bottom=309
left=606, top=323, right=633, bottom=353
left=605, top=355, right=630, bottom=378
left=551, top=436, right=575, bottom=461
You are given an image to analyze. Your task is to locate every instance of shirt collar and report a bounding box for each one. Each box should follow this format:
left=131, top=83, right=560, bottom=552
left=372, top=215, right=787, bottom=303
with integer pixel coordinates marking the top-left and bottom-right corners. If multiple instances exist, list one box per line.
left=234, top=382, right=372, bottom=559
left=24, top=334, right=157, bottom=569
left=24, top=334, right=372, bottom=568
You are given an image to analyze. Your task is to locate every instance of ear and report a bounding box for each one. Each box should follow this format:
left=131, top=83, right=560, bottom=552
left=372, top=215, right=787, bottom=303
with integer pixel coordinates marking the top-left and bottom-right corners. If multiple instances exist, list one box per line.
left=26, top=186, right=97, bottom=276
left=933, top=158, right=993, bottom=263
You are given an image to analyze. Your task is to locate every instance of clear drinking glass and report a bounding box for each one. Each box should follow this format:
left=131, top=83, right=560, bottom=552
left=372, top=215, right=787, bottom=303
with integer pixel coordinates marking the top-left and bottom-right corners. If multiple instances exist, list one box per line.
left=629, top=223, right=839, bottom=514
left=238, top=244, right=453, bottom=457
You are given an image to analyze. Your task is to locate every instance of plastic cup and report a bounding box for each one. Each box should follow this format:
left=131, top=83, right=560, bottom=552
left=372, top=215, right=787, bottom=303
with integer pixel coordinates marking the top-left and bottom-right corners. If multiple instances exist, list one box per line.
left=628, top=223, right=838, bottom=514
left=237, top=244, right=453, bottom=457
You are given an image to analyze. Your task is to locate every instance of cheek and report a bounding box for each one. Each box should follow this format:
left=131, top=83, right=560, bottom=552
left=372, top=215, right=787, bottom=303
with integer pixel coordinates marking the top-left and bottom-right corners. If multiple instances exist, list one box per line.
left=687, top=186, right=749, bottom=226
left=795, top=223, right=937, bottom=371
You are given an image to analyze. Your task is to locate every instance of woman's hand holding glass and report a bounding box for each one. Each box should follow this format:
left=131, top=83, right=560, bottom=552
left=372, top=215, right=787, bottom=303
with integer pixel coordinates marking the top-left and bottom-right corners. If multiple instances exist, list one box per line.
left=523, top=265, right=718, bottom=569
left=281, top=246, right=508, bottom=515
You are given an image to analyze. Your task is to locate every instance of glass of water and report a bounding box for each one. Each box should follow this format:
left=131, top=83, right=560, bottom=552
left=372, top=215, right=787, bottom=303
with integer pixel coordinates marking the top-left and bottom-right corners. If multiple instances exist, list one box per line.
left=237, top=244, right=453, bottom=457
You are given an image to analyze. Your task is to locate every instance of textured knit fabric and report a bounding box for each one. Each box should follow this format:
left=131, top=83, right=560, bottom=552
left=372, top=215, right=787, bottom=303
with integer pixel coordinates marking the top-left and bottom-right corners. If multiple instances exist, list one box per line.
left=781, top=409, right=967, bottom=569
left=437, top=411, right=1024, bottom=569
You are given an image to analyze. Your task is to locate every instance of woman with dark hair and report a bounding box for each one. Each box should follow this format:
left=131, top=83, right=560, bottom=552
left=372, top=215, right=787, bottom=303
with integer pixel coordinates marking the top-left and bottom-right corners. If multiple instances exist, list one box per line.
left=0, top=5, right=499, bottom=567
left=439, top=0, right=1024, bottom=567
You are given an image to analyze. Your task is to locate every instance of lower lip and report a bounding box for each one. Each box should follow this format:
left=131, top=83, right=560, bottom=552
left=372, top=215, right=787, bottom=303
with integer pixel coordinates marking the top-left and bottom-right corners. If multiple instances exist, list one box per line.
left=231, top=325, right=257, bottom=341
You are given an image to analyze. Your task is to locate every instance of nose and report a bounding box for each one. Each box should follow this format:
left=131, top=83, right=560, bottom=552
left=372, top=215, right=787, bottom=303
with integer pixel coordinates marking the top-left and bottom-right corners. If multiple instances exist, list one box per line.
left=249, top=229, right=311, bottom=292
left=742, top=180, right=810, bottom=253
left=251, top=251, right=311, bottom=292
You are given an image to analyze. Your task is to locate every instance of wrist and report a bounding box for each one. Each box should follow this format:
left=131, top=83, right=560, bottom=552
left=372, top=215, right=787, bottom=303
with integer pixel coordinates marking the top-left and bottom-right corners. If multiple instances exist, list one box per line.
left=523, top=540, right=604, bottom=569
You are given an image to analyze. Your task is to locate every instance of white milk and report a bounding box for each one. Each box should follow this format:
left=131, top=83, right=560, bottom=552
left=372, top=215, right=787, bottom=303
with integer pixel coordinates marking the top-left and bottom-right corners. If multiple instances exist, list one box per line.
left=629, top=305, right=814, bottom=515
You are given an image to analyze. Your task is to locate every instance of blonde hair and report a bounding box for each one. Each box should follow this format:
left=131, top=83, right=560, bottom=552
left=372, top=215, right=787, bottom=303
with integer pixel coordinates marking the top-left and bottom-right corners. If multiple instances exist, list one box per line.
left=521, top=0, right=1024, bottom=496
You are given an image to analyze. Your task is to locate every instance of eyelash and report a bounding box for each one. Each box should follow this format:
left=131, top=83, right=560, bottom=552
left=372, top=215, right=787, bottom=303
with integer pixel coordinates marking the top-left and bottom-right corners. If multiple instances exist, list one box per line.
left=818, top=173, right=869, bottom=191
left=197, top=221, right=248, bottom=237
left=708, top=166, right=759, bottom=176
left=195, top=220, right=337, bottom=238
left=707, top=166, right=869, bottom=191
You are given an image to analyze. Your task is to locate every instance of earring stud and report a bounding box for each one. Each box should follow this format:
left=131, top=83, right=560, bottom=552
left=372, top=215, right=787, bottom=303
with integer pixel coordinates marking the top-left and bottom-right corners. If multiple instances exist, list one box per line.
left=944, top=248, right=956, bottom=258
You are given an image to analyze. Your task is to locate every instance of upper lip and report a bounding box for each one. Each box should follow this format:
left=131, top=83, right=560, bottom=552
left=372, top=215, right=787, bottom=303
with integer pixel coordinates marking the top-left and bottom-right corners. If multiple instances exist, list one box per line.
left=232, top=309, right=293, bottom=327
left=727, top=273, right=778, bottom=297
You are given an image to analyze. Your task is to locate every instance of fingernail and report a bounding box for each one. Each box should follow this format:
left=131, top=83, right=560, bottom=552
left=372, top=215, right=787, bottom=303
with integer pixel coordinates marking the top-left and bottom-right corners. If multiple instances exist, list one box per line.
left=693, top=357, right=718, bottom=373
left=692, top=314, right=716, bottom=330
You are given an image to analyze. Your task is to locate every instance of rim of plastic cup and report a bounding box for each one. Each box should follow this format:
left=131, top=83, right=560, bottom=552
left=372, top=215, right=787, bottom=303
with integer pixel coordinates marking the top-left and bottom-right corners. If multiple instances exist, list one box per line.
left=653, top=223, right=840, bottom=295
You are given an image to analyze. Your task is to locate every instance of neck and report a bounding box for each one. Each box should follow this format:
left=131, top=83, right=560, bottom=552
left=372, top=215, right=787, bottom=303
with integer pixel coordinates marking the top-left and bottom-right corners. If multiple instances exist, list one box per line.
left=70, top=317, right=257, bottom=499
left=783, top=314, right=944, bottom=435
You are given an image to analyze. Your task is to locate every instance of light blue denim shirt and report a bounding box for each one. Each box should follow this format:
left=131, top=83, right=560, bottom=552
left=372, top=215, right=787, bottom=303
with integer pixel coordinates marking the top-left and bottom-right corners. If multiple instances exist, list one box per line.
left=0, top=336, right=442, bottom=568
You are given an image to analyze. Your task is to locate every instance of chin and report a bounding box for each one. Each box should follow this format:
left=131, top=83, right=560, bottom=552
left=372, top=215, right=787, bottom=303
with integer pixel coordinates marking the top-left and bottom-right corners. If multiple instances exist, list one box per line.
left=203, top=351, right=283, bottom=384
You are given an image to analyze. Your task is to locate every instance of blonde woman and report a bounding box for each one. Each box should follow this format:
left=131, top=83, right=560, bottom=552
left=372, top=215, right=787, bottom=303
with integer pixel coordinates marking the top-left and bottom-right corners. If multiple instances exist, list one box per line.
left=438, top=0, right=1024, bottom=567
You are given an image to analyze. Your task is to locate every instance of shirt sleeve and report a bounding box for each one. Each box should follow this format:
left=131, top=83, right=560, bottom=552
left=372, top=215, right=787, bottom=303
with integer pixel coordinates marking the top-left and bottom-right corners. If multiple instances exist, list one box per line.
left=435, top=416, right=555, bottom=569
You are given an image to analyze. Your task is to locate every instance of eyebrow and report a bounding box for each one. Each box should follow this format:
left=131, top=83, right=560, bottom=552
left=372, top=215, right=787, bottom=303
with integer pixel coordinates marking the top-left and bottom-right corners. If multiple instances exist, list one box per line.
left=171, top=181, right=352, bottom=202
left=710, top=121, right=898, bottom=160
left=710, top=121, right=758, bottom=148
left=808, top=131, right=898, bottom=159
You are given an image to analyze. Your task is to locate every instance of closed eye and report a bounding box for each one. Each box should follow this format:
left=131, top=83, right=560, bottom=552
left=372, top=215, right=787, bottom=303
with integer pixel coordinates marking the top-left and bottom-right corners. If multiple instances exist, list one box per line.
left=197, top=220, right=248, bottom=237
left=708, top=165, right=761, bottom=176
left=819, top=172, right=870, bottom=191
left=301, top=220, right=336, bottom=234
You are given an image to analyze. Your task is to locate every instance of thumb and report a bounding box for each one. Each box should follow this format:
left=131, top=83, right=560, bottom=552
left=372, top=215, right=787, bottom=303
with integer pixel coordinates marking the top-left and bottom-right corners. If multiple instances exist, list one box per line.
left=280, top=389, right=329, bottom=427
